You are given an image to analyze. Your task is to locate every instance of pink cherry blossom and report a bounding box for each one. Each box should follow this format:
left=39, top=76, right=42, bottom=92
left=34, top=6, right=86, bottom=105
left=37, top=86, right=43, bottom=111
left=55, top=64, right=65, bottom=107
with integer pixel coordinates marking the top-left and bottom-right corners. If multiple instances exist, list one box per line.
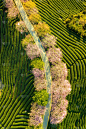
left=46, top=47, right=63, bottom=65
left=33, top=77, right=47, bottom=91
left=25, top=43, right=41, bottom=60
left=31, top=68, right=45, bottom=79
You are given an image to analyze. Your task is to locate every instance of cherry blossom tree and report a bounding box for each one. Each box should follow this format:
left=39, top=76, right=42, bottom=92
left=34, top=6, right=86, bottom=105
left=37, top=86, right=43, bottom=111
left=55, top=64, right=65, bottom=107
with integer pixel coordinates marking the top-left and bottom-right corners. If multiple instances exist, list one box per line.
left=4, top=0, right=20, bottom=19
left=33, top=21, right=52, bottom=38
left=21, top=33, right=35, bottom=48
left=15, top=20, right=28, bottom=33
left=33, top=77, right=46, bottom=91
left=28, top=102, right=46, bottom=127
left=24, top=43, right=41, bottom=60
left=41, top=33, right=57, bottom=49
left=50, top=62, right=67, bottom=81
left=46, top=47, right=63, bottom=66
left=31, top=68, right=45, bottom=79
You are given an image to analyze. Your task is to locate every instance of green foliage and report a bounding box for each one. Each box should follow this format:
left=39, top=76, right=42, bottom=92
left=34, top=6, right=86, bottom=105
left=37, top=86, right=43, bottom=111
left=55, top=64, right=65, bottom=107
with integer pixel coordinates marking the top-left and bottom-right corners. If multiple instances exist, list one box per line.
left=23, top=0, right=38, bottom=16
left=29, top=13, right=42, bottom=25
left=30, top=58, right=44, bottom=71
left=82, top=9, right=86, bottom=14
left=64, top=18, right=71, bottom=24
left=64, top=9, right=86, bottom=37
left=32, top=89, right=49, bottom=106
left=34, top=21, right=52, bottom=38
left=21, top=33, right=35, bottom=48
left=0, top=89, right=3, bottom=97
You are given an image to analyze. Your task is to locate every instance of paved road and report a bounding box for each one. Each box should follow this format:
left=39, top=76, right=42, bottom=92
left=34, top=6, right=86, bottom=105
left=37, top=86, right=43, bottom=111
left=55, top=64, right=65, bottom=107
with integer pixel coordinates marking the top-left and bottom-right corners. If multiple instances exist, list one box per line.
left=13, top=0, right=52, bottom=128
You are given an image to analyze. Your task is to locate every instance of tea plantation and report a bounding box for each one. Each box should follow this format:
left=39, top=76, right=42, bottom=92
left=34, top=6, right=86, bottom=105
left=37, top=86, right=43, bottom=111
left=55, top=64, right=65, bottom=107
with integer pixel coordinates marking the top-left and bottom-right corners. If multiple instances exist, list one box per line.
left=0, top=0, right=86, bottom=129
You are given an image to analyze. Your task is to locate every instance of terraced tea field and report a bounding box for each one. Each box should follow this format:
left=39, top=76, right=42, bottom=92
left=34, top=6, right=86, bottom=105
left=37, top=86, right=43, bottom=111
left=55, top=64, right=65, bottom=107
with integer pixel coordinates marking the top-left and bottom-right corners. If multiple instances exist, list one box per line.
left=0, top=0, right=86, bottom=129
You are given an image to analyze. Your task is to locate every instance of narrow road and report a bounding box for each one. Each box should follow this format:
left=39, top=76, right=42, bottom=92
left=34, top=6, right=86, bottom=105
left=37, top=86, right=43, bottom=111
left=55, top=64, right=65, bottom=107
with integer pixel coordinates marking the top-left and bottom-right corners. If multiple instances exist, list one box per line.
left=13, top=0, right=52, bottom=128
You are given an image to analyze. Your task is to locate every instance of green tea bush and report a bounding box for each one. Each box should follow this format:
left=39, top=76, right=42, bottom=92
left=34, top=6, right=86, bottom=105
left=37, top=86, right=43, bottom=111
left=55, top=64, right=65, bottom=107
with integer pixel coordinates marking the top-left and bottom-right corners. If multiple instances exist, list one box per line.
left=32, top=89, right=49, bottom=106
